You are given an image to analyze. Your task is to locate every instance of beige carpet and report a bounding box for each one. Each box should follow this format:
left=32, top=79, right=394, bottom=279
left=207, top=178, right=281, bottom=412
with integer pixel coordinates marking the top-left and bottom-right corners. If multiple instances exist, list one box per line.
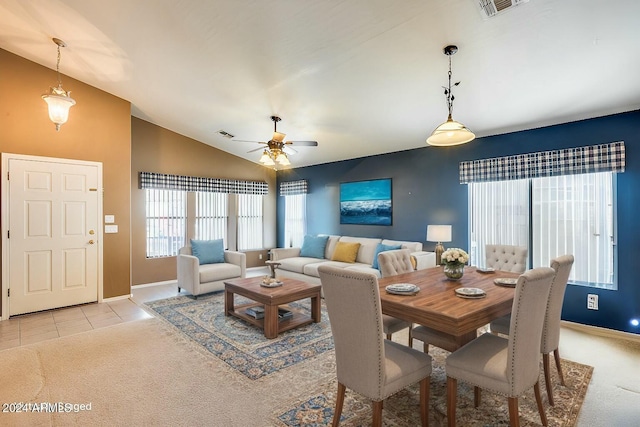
left=0, top=317, right=592, bottom=426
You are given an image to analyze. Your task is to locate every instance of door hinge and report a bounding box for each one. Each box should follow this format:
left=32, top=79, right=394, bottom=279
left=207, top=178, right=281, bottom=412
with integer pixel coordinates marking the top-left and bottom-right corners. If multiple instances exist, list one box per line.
left=7, top=289, right=10, bottom=297
left=6, top=171, right=9, bottom=180
left=7, top=230, right=9, bottom=239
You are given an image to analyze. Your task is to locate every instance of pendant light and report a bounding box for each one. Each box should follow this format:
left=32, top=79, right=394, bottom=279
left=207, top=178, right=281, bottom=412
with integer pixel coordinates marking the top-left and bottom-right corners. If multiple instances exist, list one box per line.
left=427, top=45, right=475, bottom=147
left=42, top=38, right=76, bottom=131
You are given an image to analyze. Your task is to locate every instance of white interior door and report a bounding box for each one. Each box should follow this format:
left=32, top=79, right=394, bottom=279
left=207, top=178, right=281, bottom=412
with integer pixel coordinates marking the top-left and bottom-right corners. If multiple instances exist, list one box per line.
left=3, top=154, right=102, bottom=316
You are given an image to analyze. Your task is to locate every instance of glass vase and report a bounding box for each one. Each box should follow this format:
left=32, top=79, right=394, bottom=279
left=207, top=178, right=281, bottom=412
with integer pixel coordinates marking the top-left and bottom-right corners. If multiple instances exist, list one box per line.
left=444, top=263, right=464, bottom=281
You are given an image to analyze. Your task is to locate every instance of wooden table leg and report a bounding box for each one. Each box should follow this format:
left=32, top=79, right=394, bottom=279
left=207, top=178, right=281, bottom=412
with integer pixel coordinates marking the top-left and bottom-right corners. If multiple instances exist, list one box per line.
left=311, top=293, right=321, bottom=323
left=224, top=290, right=234, bottom=316
left=264, top=304, right=278, bottom=339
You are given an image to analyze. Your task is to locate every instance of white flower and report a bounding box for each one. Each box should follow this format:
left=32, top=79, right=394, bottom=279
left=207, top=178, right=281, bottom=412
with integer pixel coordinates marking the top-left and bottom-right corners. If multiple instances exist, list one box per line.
left=441, top=248, right=469, bottom=265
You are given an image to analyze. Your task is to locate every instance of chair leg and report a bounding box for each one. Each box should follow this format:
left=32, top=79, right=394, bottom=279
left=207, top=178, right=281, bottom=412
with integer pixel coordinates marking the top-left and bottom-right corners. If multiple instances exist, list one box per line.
left=542, top=353, right=554, bottom=406
left=446, top=376, right=457, bottom=427
left=178, top=286, right=181, bottom=292
left=408, top=326, right=413, bottom=347
left=423, top=342, right=429, bottom=353
left=419, top=377, right=430, bottom=427
left=386, top=333, right=392, bottom=340
left=372, top=400, right=383, bottom=427
left=554, top=348, right=565, bottom=386
left=507, top=397, right=520, bottom=427
left=534, top=381, right=548, bottom=426
left=473, top=386, right=481, bottom=408
left=332, top=382, right=346, bottom=427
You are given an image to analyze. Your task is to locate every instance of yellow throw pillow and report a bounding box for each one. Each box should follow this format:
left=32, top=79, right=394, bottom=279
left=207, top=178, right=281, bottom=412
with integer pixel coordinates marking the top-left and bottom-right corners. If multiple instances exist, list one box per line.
left=331, top=241, right=361, bottom=263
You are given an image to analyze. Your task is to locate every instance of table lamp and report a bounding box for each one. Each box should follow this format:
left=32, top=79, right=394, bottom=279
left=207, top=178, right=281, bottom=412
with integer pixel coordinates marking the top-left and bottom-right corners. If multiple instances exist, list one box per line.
left=427, top=225, right=452, bottom=266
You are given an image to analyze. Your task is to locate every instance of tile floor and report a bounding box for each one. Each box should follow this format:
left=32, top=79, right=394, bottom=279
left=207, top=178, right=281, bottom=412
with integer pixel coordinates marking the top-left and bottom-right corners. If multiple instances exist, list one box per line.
left=0, top=266, right=269, bottom=351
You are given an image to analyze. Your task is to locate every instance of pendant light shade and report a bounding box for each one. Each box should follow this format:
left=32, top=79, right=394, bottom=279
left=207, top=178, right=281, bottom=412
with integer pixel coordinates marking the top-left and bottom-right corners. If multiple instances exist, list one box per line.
left=427, top=45, right=474, bottom=147
left=42, top=38, right=75, bottom=131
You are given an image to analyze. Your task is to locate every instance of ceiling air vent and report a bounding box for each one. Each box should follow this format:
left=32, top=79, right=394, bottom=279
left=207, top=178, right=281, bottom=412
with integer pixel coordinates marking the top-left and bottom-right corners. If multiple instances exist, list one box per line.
left=476, top=0, right=529, bottom=19
left=217, top=130, right=235, bottom=139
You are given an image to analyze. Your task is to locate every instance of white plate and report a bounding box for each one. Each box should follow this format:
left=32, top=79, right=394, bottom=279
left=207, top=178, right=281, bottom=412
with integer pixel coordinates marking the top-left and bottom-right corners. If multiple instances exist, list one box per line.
left=455, top=287, right=486, bottom=297
left=260, top=281, right=283, bottom=288
left=385, top=283, right=418, bottom=295
left=494, top=278, right=518, bottom=287
left=456, top=293, right=487, bottom=299
left=476, top=267, right=495, bottom=273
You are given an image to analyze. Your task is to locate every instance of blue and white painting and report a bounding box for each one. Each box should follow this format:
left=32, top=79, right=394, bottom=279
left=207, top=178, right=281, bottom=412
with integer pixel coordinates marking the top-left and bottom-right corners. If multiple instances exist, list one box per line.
left=340, top=178, right=392, bottom=225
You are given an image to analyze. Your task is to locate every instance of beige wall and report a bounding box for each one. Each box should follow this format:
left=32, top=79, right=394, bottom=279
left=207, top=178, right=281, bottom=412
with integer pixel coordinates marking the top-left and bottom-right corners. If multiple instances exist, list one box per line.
left=131, top=117, right=277, bottom=285
left=0, top=49, right=132, bottom=308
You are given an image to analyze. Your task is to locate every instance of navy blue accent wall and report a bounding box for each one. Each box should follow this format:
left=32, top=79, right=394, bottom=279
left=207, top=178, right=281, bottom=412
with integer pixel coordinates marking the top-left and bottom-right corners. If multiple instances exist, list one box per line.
left=277, top=110, right=640, bottom=334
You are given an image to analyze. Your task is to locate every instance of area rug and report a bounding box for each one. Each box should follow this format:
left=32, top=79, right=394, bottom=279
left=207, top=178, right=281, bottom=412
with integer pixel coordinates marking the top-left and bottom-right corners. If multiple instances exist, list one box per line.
left=270, top=348, right=593, bottom=427
left=144, top=291, right=333, bottom=379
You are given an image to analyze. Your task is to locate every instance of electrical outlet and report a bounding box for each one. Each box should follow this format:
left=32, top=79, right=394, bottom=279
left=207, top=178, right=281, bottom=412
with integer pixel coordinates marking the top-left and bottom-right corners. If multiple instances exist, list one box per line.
left=587, top=294, right=599, bottom=310
left=259, top=253, right=263, bottom=260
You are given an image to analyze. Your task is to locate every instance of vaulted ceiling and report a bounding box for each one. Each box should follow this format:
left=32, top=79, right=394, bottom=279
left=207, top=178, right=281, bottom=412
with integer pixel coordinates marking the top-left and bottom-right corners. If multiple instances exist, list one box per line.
left=2, top=0, right=639, bottom=168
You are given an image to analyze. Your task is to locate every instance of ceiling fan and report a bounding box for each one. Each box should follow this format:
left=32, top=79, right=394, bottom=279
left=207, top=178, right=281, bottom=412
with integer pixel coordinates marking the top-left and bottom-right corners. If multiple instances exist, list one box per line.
left=234, top=116, right=318, bottom=167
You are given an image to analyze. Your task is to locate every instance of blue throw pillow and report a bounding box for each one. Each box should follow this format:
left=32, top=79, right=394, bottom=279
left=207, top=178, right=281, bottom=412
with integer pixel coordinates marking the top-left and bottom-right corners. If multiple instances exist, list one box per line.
left=190, top=239, right=225, bottom=265
left=299, top=235, right=330, bottom=259
left=372, top=243, right=403, bottom=270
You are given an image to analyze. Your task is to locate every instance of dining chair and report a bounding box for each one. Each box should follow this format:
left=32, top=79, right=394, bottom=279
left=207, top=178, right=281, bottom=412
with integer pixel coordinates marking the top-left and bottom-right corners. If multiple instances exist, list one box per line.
left=378, top=249, right=414, bottom=345
left=318, top=265, right=432, bottom=427
left=490, top=254, right=574, bottom=406
left=446, top=266, right=556, bottom=427
left=485, top=244, right=528, bottom=273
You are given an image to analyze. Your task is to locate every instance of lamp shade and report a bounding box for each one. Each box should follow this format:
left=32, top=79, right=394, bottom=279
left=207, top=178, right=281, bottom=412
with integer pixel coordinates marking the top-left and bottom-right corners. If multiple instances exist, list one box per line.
left=426, top=225, right=452, bottom=242
left=426, top=117, right=475, bottom=147
left=42, top=91, right=75, bottom=131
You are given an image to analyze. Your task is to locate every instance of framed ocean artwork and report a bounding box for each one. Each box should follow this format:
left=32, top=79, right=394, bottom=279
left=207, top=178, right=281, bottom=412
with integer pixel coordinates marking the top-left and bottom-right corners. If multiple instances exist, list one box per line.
left=339, top=178, right=392, bottom=225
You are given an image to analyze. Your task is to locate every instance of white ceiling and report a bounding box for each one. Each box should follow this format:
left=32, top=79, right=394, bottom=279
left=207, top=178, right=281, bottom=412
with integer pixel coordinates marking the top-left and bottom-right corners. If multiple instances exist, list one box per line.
left=2, top=0, right=639, bottom=168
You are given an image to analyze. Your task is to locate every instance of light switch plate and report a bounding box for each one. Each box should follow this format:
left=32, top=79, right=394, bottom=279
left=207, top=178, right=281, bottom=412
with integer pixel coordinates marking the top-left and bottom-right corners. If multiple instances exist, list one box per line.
left=105, top=225, right=118, bottom=234
left=105, top=215, right=115, bottom=224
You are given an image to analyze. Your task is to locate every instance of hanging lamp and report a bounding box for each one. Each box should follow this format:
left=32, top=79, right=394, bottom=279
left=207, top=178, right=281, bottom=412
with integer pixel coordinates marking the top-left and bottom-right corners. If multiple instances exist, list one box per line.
left=42, top=38, right=76, bottom=131
left=426, top=45, right=475, bottom=146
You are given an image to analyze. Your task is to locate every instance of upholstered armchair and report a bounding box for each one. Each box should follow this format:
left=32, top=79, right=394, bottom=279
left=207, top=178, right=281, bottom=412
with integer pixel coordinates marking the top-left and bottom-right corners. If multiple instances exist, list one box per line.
left=177, top=245, right=246, bottom=297
left=485, top=244, right=528, bottom=273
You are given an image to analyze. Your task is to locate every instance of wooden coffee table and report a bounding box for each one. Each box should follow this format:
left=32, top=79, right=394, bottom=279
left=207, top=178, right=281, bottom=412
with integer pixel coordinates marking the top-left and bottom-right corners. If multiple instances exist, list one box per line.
left=224, top=276, right=322, bottom=339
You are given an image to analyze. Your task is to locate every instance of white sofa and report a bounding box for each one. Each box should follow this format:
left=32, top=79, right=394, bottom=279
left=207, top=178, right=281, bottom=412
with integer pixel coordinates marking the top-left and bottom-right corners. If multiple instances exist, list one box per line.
left=270, top=236, right=436, bottom=285
left=177, top=246, right=246, bottom=297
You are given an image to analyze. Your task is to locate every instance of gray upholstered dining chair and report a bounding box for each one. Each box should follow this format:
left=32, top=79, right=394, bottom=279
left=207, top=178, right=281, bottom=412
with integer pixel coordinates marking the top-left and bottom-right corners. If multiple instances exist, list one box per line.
left=485, top=244, right=528, bottom=273
left=446, top=266, right=556, bottom=427
left=490, top=254, right=574, bottom=406
left=318, top=265, right=432, bottom=427
left=377, top=249, right=414, bottom=345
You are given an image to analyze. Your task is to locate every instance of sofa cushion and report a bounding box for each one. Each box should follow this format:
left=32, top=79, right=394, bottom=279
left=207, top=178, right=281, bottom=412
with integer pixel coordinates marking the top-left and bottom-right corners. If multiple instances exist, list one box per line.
left=372, top=243, right=403, bottom=270
left=190, top=239, right=225, bottom=265
left=300, top=235, right=330, bottom=259
left=278, top=257, right=324, bottom=274
left=331, top=241, right=361, bottom=263
left=199, top=263, right=242, bottom=283
left=303, top=261, right=359, bottom=277
left=324, top=235, right=341, bottom=259
left=338, top=236, right=382, bottom=264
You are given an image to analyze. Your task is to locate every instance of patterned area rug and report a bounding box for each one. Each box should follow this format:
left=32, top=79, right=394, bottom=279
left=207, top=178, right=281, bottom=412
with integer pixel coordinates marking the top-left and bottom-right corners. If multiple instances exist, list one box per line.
left=270, top=348, right=593, bottom=427
left=144, top=292, right=333, bottom=379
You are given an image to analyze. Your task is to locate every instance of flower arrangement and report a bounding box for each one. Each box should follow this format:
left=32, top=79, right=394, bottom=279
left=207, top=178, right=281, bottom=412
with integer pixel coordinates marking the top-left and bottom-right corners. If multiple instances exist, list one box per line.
left=441, top=248, right=469, bottom=266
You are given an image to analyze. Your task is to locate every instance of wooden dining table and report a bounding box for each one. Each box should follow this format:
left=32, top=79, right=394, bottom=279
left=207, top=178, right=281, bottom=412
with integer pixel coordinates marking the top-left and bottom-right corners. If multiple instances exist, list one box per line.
left=378, top=266, right=520, bottom=350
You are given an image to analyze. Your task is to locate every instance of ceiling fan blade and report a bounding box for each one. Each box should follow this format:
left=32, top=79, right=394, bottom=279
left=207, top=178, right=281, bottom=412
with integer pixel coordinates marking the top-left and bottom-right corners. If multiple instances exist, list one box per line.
left=247, top=146, right=267, bottom=153
left=283, top=145, right=297, bottom=155
left=285, top=140, right=318, bottom=146
left=233, top=139, right=267, bottom=144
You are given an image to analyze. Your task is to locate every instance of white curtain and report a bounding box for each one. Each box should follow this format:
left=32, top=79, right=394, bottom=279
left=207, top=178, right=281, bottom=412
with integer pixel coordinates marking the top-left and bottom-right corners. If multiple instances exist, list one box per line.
left=195, top=192, right=228, bottom=246
left=284, top=194, right=306, bottom=248
left=532, top=172, right=614, bottom=287
left=468, top=179, right=530, bottom=268
left=237, top=194, right=263, bottom=250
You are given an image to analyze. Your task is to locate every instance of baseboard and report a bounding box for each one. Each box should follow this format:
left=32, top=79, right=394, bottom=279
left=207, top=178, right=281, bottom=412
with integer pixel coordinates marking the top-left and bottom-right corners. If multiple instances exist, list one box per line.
left=561, top=320, right=640, bottom=343
left=132, top=280, right=177, bottom=289
left=102, top=294, right=133, bottom=302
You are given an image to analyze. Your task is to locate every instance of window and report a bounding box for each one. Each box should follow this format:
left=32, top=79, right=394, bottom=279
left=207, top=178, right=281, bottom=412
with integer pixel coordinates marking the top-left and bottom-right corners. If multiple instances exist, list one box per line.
left=284, top=193, right=306, bottom=248
left=237, top=194, right=263, bottom=250
left=145, top=189, right=186, bottom=258
left=195, top=192, right=228, bottom=245
left=469, top=172, right=616, bottom=289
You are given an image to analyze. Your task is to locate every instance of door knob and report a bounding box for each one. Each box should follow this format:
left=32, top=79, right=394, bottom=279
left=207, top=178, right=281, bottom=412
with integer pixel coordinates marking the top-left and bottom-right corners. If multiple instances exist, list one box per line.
left=89, top=229, right=95, bottom=235
left=88, top=240, right=95, bottom=245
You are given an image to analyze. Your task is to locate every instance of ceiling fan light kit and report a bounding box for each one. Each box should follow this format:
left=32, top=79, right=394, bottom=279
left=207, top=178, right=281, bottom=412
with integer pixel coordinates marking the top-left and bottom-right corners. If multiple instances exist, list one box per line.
left=235, top=115, right=318, bottom=168
left=427, top=45, right=475, bottom=147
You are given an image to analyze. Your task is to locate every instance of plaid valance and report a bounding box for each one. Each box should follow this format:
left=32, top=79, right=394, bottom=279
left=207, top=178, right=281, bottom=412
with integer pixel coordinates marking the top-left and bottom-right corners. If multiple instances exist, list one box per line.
left=279, top=180, right=308, bottom=196
left=459, top=141, right=625, bottom=184
left=140, top=172, right=268, bottom=195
